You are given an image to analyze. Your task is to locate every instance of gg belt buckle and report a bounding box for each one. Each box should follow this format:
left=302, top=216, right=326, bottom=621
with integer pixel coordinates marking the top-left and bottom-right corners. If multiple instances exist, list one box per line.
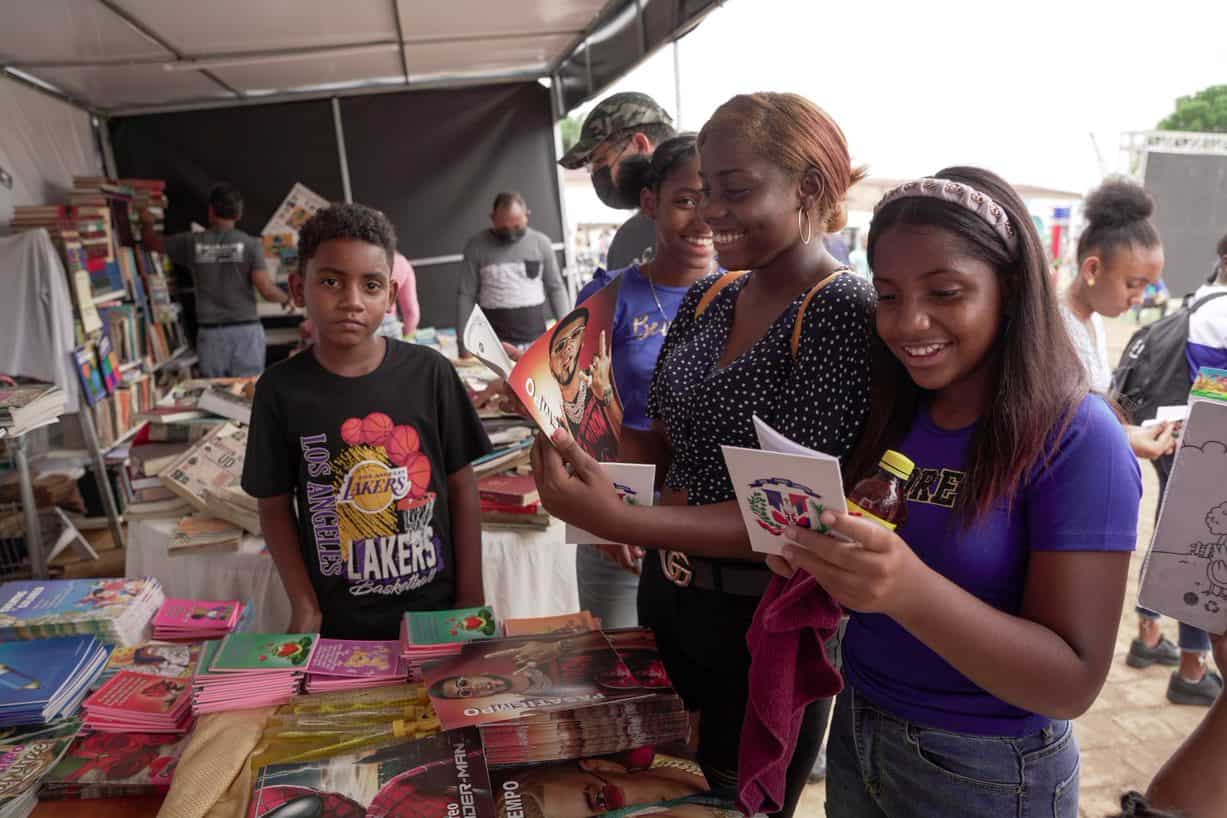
left=661, top=550, right=693, bottom=587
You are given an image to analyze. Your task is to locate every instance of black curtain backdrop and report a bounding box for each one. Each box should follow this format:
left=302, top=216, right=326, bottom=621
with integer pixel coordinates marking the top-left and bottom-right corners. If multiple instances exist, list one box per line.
left=340, top=82, right=563, bottom=330
left=108, top=82, right=562, bottom=329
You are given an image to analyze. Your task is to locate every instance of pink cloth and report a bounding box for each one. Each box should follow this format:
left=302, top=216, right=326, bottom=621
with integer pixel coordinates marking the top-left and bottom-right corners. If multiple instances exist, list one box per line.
left=738, top=571, right=843, bottom=816
left=390, top=252, right=420, bottom=335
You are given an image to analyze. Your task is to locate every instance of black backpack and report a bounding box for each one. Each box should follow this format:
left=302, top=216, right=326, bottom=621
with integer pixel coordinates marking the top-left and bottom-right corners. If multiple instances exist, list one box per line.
left=1110, top=291, right=1227, bottom=424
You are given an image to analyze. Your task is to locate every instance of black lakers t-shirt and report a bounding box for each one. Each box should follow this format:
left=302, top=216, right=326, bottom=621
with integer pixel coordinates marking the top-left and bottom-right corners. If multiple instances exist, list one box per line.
left=241, top=342, right=492, bottom=639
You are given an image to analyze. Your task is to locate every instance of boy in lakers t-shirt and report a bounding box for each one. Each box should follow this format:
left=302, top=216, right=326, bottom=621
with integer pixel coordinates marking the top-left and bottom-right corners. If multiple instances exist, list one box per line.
left=242, top=204, right=491, bottom=639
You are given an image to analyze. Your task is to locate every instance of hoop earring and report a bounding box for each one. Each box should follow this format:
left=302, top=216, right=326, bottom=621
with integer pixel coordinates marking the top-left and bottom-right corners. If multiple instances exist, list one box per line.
left=797, top=208, right=813, bottom=245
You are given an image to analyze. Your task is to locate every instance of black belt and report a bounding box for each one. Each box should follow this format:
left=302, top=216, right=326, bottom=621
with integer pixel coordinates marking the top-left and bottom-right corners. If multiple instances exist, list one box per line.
left=658, top=551, right=771, bottom=596
left=198, top=319, right=261, bottom=329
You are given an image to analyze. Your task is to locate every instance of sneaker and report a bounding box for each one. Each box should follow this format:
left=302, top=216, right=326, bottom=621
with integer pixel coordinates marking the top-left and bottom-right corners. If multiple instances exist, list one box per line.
left=1167, top=670, right=1224, bottom=706
left=1127, top=635, right=1181, bottom=668
left=808, top=748, right=827, bottom=783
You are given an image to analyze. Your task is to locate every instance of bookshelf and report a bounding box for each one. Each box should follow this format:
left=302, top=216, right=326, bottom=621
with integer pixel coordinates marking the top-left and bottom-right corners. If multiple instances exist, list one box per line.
left=8, top=177, right=194, bottom=548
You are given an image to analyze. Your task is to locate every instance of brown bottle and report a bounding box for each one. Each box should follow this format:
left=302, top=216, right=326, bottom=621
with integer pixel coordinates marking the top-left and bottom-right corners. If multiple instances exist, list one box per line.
left=846, top=450, right=915, bottom=531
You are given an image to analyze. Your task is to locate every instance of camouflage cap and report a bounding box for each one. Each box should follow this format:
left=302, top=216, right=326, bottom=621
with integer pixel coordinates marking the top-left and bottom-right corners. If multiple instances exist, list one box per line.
left=558, top=92, right=674, bottom=169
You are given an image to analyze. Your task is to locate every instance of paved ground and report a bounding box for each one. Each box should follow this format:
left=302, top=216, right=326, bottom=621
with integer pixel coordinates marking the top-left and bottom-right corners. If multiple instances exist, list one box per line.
left=797, top=310, right=1206, bottom=817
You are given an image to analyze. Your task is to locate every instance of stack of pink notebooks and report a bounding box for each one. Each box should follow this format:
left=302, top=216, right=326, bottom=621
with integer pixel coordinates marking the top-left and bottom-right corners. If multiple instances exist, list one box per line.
left=152, top=598, right=243, bottom=641
left=191, top=633, right=318, bottom=714
left=304, top=639, right=408, bottom=693
left=82, top=670, right=193, bottom=734
left=399, top=606, right=500, bottom=681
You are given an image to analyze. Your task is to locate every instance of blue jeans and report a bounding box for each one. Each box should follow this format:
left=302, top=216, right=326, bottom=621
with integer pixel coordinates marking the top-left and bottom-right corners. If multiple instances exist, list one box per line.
left=575, top=543, right=640, bottom=629
left=826, top=688, right=1080, bottom=818
left=197, top=323, right=265, bottom=377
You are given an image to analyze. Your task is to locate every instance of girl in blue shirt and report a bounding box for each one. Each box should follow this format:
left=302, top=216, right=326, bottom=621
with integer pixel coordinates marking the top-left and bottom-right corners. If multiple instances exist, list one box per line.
left=770, top=168, right=1142, bottom=817
left=573, top=134, right=716, bottom=629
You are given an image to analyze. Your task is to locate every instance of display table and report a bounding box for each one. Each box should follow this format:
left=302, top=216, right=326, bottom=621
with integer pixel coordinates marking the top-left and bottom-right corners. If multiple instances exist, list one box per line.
left=125, top=518, right=578, bottom=630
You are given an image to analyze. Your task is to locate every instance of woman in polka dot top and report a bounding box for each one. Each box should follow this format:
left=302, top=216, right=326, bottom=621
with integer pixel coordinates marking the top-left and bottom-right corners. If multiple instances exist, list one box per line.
left=532, top=93, right=874, bottom=817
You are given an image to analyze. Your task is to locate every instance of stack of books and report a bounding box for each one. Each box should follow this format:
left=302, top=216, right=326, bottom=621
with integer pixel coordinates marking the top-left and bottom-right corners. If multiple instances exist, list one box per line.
left=0, top=383, right=66, bottom=437
left=197, top=383, right=253, bottom=425
left=152, top=598, right=243, bottom=640
left=304, top=639, right=407, bottom=693
left=95, top=641, right=201, bottom=689
left=471, top=440, right=533, bottom=481
left=0, top=578, right=164, bottom=647
left=200, top=484, right=261, bottom=535
left=477, top=471, right=550, bottom=530
left=39, top=729, right=189, bottom=801
left=158, top=422, right=249, bottom=519
left=0, top=636, right=110, bottom=727
left=249, top=728, right=494, bottom=818
left=0, top=721, right=82, bottom=818
left=81, top=670, right=192, bottom=734
left=399, top=607, right=500, bottom=681
left=191, top=633, right=318, bottom=715
left=423, top=629, right=690, bottom=766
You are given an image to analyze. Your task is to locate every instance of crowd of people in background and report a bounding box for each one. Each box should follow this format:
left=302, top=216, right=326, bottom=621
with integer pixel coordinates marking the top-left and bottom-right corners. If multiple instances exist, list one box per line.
left=173, top=83, right=1227, bottom=818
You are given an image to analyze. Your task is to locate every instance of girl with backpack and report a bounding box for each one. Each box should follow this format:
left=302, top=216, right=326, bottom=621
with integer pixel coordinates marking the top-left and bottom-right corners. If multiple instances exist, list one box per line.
left=530, top=92, right=875, bottom=817
left=762, top=167, right=1141, bottom=817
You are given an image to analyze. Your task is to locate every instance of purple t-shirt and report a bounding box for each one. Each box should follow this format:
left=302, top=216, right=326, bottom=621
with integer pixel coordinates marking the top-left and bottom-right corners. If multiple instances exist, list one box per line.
left=841, top=394, right=1141, bottom=736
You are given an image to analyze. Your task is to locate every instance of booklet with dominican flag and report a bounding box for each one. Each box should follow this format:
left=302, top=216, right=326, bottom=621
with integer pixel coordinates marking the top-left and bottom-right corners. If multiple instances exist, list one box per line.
left=463, top=278, right=626, bottom=461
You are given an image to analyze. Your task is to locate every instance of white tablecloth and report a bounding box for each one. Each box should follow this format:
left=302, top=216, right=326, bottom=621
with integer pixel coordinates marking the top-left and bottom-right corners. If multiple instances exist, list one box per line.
left=125, top=519, right=578, bottom=632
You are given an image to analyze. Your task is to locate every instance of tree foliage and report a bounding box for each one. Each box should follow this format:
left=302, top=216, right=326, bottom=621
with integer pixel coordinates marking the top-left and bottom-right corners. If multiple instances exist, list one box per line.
left=561, top=115, right=583, bottom=152
left=1158, top=85, right=1227, bottom=133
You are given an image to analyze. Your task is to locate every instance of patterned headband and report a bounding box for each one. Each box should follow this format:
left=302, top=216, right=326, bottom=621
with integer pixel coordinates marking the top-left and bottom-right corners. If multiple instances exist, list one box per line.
left=875, top=178, right=1019, bottom=254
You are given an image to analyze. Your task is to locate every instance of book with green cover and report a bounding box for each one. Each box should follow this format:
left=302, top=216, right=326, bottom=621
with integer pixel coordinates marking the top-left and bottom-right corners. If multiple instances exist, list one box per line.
left=404, top=607, right=498, bottom=646
left=208, top=634, right=318, bottom=673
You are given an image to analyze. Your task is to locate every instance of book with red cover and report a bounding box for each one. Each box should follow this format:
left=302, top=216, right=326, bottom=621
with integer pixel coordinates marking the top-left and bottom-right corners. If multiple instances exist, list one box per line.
left=477, top=473, right=539, bottom=507
left=82, top=671, right=192, bottom=734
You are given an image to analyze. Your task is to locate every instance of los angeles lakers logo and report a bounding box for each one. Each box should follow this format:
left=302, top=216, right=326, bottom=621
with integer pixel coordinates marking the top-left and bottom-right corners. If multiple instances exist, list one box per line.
left=337, top=460, right=410, bottom=514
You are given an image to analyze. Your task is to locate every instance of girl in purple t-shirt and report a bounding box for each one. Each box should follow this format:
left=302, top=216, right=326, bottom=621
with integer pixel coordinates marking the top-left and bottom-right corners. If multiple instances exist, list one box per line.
left=769, top=167, right=1142, bottom=817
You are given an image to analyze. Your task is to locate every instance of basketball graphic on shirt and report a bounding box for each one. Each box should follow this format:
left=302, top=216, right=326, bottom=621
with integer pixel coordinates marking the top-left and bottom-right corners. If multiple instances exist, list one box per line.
left=341, top=417, right=364, bottom=446
left=361, top=412, right=395, bottom=446
left=385, top=425, right=421, bottom=465
left=401, top=450, right=432, bottom=499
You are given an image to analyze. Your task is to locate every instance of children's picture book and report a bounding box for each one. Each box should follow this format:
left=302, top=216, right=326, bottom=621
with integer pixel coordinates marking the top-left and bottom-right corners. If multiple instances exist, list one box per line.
left=0, top=577, right=164, bottom=646
left=72, top=346, right=106, bottom=408
left=307, top=639, right=402, bottom=679
left=0, top=636, right=110, bottom=726
left=468, top=280, right=626, bottom=461
left=249, top=728, right=494, bottom=818
left=152, top=599, right=241, bottom=636
left=720, top=415, right=848, bottom=555
left=82, top=671, right=192, bottom=731
left=103, top=643, right=199, bottom=681
left=39, top=730, right=189, bottom=800
left=421, top=630, right=647, bottom=730
left=564, top=462, right=656, bottom=545
left=1139, top=380, right=1227, bottom=633
left=405, top=607, right=499, bottom=646
left=209, top=633, right=318, bottom=672
left=1192, top=367, right=1227, bottom=401
left=462, top=305, right=516, bottom=379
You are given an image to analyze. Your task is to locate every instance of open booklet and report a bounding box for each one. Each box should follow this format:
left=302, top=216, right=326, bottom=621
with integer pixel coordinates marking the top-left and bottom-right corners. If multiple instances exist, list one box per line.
left=463, top=276, right=626, bottom=462
left=564, top=462, right=656, bottom=545
left=721, top=415, right=849, bottom=555
left=1138, top=367, right=1227, bottom=633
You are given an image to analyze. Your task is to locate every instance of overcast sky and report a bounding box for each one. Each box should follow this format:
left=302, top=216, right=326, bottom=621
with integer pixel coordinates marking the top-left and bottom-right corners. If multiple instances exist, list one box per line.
left=583, top=0, right=1227, bottom=194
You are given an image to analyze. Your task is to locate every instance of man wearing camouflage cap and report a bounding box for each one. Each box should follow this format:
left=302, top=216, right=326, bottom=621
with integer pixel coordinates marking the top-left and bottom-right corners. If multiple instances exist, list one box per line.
left=559, top=92, right=676, bottom=274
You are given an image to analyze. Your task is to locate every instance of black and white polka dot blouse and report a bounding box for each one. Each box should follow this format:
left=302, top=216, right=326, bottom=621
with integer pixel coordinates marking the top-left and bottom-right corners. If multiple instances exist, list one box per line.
left=647, top=271, right=874, bottom=510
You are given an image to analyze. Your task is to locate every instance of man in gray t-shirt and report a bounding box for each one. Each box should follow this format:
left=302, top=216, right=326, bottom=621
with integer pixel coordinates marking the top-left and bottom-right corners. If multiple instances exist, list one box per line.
left=458, top=192, right=570, bottom=350
left=142, top=183, right=292, bottom=377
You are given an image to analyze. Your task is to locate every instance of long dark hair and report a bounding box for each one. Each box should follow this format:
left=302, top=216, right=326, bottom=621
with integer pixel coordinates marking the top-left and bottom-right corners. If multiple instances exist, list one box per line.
left=847, top=166, right=1088, bottom=522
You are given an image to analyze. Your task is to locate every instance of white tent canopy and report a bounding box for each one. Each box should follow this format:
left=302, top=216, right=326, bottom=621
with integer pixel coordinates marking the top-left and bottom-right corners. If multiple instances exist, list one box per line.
left=0, top=0, right=719, bottom=116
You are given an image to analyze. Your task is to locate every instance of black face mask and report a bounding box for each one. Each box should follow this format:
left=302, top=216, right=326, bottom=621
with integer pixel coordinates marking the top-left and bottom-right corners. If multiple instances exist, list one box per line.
left=492, top=227, right=527, bottom=244
left=592, top=152, right=652, bottom=211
